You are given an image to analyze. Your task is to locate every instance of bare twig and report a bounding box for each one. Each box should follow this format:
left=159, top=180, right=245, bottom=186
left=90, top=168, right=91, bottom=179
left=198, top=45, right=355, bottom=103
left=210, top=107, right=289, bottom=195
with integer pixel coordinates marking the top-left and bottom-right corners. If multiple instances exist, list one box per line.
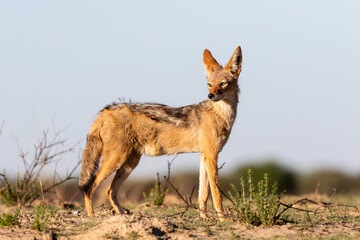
left=273, top=192, right=359, bottom=225
left=218, top=162, right=225, bottom=171
left=215, top=162, right=237, bottom=208
left=329, top=188, right=337, bottom=203
left=163, top=155, right=177, bottom=192
left=279, top=201, right=313, bottom=213
left=273, top=195, right=312, bottom=223
left=188, top=186, right=196, bottom=206
left=217, top=181, right=236, bottom=207
left=0, top=126, right=81, bottom=206
left=163, top=176, right=191, bottom=208
left=163, top=175, right=215, bottom=220
left=0, top=122, right=4, bottom=136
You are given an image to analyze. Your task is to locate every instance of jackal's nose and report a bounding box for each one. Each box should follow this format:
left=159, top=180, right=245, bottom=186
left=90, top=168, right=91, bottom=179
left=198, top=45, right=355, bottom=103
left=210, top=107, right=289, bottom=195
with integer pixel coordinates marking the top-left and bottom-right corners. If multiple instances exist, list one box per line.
left=208, top=93, right=215, bottom=100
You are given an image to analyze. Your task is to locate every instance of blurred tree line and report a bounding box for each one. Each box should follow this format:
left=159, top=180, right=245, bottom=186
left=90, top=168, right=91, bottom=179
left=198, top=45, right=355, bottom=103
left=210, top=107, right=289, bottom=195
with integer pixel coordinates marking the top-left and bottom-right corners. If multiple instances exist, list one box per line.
left=166, top=160, right=360, bottom=198
left=222, top=161, right=360, bottom=196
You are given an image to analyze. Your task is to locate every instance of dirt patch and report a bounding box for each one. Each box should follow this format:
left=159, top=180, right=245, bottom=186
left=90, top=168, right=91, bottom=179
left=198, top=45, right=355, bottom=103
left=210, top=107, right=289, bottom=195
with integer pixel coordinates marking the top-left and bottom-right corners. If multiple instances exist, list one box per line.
left=1, top=200, right=360, bottom=239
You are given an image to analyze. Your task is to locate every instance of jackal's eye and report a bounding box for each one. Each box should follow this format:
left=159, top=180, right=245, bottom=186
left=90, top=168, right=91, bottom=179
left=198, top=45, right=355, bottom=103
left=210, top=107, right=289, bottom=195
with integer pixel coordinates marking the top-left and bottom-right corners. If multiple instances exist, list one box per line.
left=220, top=81, right=228, bottom=87
left=207, top=82, right=212, bottom=88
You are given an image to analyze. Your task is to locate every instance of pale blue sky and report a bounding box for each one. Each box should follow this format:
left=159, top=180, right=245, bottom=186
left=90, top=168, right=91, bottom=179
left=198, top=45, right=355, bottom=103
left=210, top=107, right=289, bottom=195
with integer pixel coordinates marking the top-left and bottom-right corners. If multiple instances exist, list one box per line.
left=0, top=1, right=359, bottom=179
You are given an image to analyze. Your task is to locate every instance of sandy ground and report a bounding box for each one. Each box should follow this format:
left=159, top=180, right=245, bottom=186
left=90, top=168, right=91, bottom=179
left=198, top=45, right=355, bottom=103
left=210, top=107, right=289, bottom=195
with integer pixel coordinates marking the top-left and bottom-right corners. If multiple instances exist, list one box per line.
left=1, top=198, right=360, bottom=240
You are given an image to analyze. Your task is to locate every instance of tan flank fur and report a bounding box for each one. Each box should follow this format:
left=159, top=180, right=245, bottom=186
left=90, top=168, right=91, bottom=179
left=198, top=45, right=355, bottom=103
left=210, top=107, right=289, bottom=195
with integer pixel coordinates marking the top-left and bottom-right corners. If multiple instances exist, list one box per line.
left=79, top=46, right=243, bottom=221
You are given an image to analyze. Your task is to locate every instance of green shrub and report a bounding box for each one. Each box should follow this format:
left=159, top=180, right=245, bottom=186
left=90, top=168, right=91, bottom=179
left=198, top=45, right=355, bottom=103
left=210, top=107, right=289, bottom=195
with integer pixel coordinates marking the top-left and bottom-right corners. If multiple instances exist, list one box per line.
left=32, top=203, right=57, bottom=232
left=143, top=173, right=169, bottom=206
left=0, top=172, right=40, bottom=206
left=0, top=207, right=21, bottom=227
left=228, top=168, right=282, bottom=226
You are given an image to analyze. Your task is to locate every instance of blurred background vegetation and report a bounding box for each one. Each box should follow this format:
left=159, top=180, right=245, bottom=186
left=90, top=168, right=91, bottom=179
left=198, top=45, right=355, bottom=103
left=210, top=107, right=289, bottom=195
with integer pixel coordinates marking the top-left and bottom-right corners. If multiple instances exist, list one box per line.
left=222, top=161, right=360, bottom=196
left=2, top=158, right=360, bottom=207
left=43, top=160, right=360, bottom=206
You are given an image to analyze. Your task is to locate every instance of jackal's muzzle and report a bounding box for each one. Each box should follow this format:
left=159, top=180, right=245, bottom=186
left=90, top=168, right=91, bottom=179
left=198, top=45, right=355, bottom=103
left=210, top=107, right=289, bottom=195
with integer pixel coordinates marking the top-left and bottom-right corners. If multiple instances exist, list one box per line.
left=208, top=93, right=224, bottom=101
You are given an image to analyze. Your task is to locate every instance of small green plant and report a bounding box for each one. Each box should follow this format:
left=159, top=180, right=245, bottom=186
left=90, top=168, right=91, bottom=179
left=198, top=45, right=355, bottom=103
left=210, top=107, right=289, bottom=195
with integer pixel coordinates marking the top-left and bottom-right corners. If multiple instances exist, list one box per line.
left=204, top=227, right=212, bottom=236
left=143, top=173, right=169, bottom=206
left=104, top=233, right=121, bottom=239
left=127, top=230, right=141, bottom=239
left=32, top=203, right=57, bottom=232
left=0, top=207, right=21, bottom=227
left=0, top=172, right=40, bottom=206
left=228, top=168, right=282, bottom=226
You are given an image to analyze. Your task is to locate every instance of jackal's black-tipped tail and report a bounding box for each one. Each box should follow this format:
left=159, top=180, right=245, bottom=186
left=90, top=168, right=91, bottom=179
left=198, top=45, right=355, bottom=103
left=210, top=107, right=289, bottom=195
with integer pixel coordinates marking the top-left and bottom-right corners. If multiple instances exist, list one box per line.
left=78, top=127, right=103, bottom=192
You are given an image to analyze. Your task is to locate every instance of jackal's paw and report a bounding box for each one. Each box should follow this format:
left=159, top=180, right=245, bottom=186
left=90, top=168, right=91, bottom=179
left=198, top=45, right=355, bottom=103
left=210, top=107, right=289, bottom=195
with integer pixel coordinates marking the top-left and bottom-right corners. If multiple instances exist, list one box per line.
left=87, top=212, right=95, bottom=217
left=86, top=209, right=95, bottom=217
left=200, top=212, right=214, bottom=221
left=122, top=207, right=132, bottom=215
left=111, top=207, right=132, bottom=215
left=217, top=213, right=227, bottom=222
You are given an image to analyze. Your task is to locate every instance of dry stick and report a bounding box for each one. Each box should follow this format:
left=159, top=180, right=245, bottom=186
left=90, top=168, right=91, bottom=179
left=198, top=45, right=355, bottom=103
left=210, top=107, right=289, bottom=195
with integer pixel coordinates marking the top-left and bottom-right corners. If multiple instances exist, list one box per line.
left=10, top=128, right=80, bottom=205
left=188, top=186, right=196, bottom=206
left=271, top=200, right=282, bottom=225
left=181, top=207, right=189, bottom=218
left=163, top=155, right=177, bottom=192
left=275, top=193, right=360, bottom=225
left=306, top=211, right=313, bottom=226
left=215, top=162, right=237, bottom=207
left=163, top=176, right=213, bottom=219
left=39, top=179, right=45, bottom=202
left=39, top=179, right=57, bottom=234
left=279, top=201, right=313, bottom=213
left=276, top=196, right=312, bottom=216
left=30, top=159, right=81, bottom=204
left=180, top=186, right=196, bottom=218
left=304, top=194, right=359, bottom=214
left=163, top=176, right=191, bottom=208
left=69, top=190, right=81, bottom=202
left=314, top=188, right=337, bottom=215
left=215, top=161, right=243, bottom=220
left=0, top=122, right=4, bottom=136
left=39, top=179, right=51, bottom=226
left=218, top=162, right=226, bottom=171
left=216, top=182, right=236, bottom=206
left=329, top=188, right=337, bottom=203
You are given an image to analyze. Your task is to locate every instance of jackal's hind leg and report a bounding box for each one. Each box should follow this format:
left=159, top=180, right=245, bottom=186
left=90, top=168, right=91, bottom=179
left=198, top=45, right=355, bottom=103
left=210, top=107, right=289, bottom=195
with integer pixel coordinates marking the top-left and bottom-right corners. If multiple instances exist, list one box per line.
left=106, top=153, right=141, bottom=214
left=198, top=154, right=210, bottom=219
left=84, top=149, right=129, bottom=216
left=84, top=190, right=95, bottom=216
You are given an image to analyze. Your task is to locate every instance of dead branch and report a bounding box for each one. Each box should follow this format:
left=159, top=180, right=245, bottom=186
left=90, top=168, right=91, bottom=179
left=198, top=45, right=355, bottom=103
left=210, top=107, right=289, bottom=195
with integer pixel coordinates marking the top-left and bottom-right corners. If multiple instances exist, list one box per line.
left=273, top=193, right=359, bottom=225
left=163, top=155, right=177, bottom=192
left=215, top=162, right=237, bottom=208
left=188, top=186, right=195, bottom=206
left=218, top=162, right=226, bottom=171
left=163, top=176, right=191, bottom=208
left=0, top=122, right=4, bottom=136
left=0, top=126, right=81, bottom=206
left=163, top=175, right=215, bottom=220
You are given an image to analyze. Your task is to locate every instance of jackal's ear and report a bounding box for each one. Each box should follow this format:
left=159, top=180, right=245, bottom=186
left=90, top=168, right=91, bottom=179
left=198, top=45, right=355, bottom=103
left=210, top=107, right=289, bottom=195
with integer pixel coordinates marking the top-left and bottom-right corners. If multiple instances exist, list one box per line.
left=225, top=46, right=242, bottom=78
left=203, top=49, right=221, bottom=75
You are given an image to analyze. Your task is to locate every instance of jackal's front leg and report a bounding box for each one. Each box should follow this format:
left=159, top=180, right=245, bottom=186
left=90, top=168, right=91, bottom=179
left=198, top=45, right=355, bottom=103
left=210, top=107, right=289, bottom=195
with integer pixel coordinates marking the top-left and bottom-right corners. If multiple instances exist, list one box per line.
left=198, top=154, right=210, bottom=219
left=204, top=154, right=225, bottom=221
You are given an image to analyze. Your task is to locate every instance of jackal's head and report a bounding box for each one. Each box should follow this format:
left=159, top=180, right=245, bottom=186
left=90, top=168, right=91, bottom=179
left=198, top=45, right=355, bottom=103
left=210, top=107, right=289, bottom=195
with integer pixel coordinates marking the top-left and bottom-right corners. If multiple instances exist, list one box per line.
left=203, top=46, right=242, bottom=102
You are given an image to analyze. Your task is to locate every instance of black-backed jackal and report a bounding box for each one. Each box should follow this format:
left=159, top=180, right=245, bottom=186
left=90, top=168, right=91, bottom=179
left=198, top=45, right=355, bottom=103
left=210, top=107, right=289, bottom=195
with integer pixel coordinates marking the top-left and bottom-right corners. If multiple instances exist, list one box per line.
left=79, top=46, right=242, bottom=221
